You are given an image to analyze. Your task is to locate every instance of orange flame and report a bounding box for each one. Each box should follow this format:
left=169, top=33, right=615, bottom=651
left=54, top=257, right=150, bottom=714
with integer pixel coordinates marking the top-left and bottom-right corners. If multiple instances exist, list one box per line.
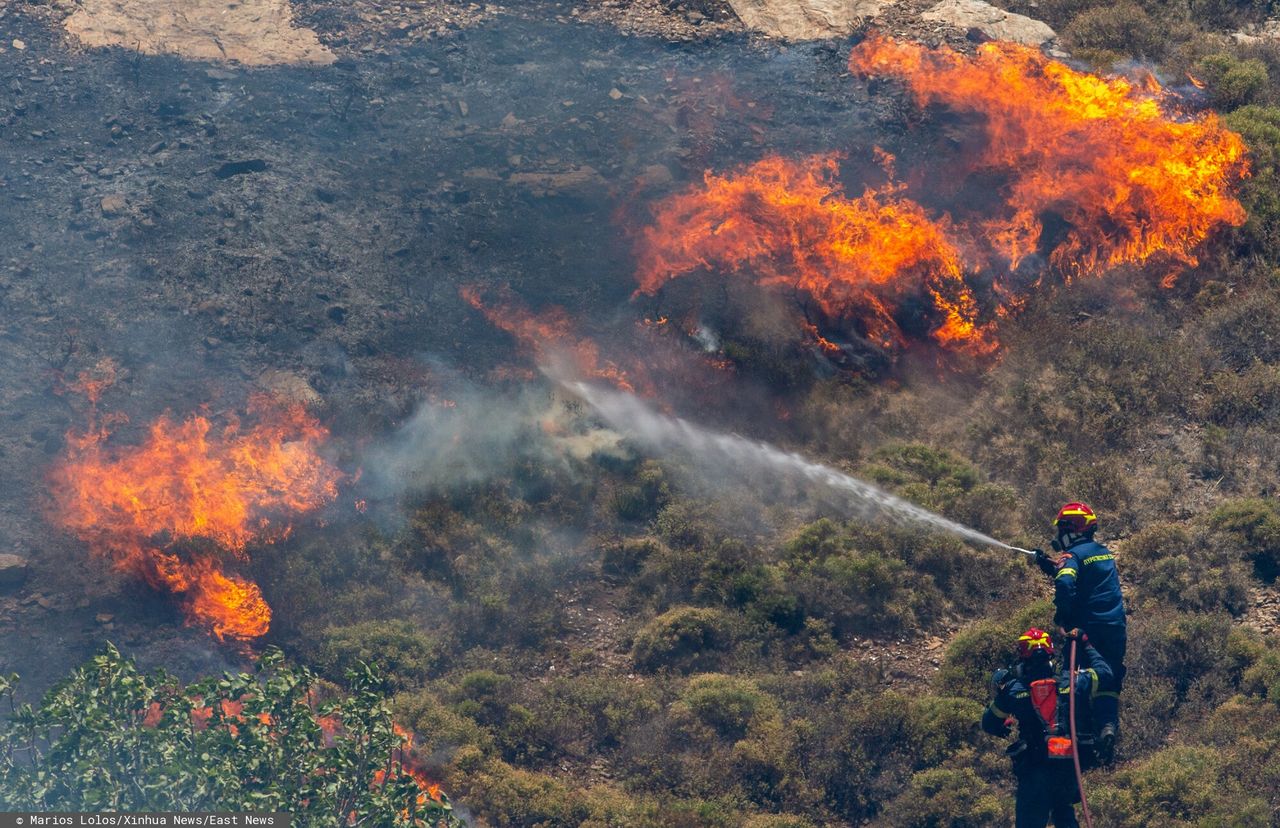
left=634, top=154, right=994, bottom=355
left=50, top=397, right=340, bottom=641
left=461, top=285, right=653, bottom=392
left=849, top=35, right=1248, bottom=275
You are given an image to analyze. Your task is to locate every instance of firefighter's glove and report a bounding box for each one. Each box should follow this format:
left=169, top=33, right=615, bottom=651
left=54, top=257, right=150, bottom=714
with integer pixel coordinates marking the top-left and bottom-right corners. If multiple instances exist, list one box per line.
left=991, top=667, right=1011, bottom=695
left=1034, top=548, right=1057, bottom=577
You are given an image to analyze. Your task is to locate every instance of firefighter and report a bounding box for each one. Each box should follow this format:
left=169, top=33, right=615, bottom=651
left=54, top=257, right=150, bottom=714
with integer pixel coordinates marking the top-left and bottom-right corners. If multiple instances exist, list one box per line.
left=982, top=628, right=1112, bottom=828
left=1033, top=502, right=1125, bottom=762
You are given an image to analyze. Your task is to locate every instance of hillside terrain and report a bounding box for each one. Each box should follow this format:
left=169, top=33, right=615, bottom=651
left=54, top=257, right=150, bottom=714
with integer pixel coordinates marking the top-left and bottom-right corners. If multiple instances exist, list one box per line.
left=4, top=0, right=1280, bottom=825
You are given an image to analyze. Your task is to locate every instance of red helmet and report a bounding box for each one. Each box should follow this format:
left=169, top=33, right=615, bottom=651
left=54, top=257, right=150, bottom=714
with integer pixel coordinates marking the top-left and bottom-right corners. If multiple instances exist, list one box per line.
left=1055, top=502, right=1097, bottom=535
left=1017, top=628, right=1055, bottom=660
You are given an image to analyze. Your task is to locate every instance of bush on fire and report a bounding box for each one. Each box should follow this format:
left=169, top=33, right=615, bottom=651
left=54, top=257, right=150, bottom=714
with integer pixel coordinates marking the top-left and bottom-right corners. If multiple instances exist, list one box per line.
left=0, top=644, right=462, bottom=827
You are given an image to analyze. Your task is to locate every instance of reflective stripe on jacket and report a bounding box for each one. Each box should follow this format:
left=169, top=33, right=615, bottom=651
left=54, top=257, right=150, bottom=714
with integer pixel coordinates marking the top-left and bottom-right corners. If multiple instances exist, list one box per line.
left=1053, top=539, right=1126, bottom=630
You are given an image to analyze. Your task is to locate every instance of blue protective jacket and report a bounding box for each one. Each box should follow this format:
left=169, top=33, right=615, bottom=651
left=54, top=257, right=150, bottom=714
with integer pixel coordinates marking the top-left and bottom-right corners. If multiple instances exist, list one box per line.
left=981, top=641, right=1112, bottom=762
left=1052, top=539, right=1126, bottom=630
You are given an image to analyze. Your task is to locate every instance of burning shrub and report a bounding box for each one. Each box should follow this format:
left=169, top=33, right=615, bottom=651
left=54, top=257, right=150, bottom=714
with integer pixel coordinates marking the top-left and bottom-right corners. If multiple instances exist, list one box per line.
left=634, top=154, right=992, bottom=358
left=49, top=398, right=341, bottom=642
left=850, top=35, right=1248, bottom=277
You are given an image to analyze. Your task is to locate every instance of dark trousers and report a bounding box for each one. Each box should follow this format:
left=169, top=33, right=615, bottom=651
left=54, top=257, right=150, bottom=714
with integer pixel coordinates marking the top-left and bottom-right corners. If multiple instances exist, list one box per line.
left=1015, top=761, right=1080, bottom=828
left=1084, top=623, right=1126, bottom=732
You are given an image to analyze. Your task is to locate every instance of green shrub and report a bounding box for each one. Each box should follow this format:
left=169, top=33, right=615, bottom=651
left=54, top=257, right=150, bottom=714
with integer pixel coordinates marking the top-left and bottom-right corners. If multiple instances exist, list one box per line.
left=1204, top=362, right=1280, bottom=425
left=1123, top=524, right=1250, bottom=613
left=448, top=752, right=657, bottom=827
left=524, top=675, right=660, bottom=757
left=863, top=444, right=1018, bottom=535
left=1194, top=53, right=1270, bottom=110
left=1195, top=695, right=1280, bottom=799
left=392, top=687, right=491, bottom=754
left=0, top=645, right=462, bottom=825
left=449, top=670, right=540, bottom=759
left=782, top=519, right=943, bottom=637
left=904, top=697, right=985, bottom=765
left=602, top=536, right=662, bottom=579
left=1189, top=0, right=1276, bottom=29
left=680, top=674, right=774, bottom=739
left=1208, top=497, right=1280, bottom=578
left=310, top=619, right=443, bottom=690
left=632, top=606, right=737, bottom=673
left=797, top=549, right=938, bottom=636
left=880, top=766, right=1006, bottom=827
left=1126, top=613, right=1245, bottom=730
left=741, top=815, right=817, bottom=828
left=1241, top=650, right=1280, bottom=699
left=612, top=460, right=671, bottom=522
left=1090, top=746, right=1269, bottom=826
left=1063, top=3, right=1166, bottom=58
left=1225, top=106, right=1280, bottom=257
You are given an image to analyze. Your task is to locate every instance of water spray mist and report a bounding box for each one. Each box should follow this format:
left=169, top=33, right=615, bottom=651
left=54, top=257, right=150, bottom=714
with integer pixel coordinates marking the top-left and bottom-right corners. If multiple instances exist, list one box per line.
left=565, top=378, right=1034, bottom=556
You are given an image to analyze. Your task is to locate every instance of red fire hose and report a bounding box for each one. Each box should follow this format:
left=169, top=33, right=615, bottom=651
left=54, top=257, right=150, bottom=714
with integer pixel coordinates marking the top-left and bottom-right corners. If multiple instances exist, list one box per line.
left=1068, top=638, right=1096, bottom=828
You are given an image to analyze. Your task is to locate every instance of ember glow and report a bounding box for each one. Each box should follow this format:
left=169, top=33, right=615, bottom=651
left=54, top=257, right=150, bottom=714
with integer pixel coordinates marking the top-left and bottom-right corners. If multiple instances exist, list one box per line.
left=461, top=285, right=653, bottom=392
left=50, top=398, right=341, bottom=641
left=634, top=154, right=993, bottom=354
left=849, top=35, right=1249, bottom=275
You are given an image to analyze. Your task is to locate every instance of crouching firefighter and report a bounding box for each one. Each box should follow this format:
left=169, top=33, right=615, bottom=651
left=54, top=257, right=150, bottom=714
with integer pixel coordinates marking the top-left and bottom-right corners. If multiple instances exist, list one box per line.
left=1033, top=502, right=1126, bottom=762
left=982, top=628, right=1112, bottom=828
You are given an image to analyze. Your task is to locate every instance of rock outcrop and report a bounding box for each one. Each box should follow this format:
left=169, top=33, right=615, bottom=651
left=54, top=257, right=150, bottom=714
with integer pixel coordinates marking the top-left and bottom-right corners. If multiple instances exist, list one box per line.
left=65, top=0, right=335, bottom=65
left=0, top=554, right=29, bottom=591
left=726, top=0, right=893, bottom=39
left=921, top=0, right=1056, bottom=44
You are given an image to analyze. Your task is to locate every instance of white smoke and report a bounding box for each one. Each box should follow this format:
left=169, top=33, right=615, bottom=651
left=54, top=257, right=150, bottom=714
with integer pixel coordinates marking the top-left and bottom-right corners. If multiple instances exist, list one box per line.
left=563, top=377, right=1023, bottom=553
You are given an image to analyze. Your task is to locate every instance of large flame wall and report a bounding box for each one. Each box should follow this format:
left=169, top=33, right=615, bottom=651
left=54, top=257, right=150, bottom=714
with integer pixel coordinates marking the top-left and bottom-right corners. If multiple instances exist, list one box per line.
left=635, top=36, right=1250, bottom=358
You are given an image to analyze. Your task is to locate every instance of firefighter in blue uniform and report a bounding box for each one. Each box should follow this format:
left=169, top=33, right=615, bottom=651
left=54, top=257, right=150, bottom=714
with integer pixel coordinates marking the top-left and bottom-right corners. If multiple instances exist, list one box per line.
left=1033, top=502, right=1125, bottom=762
left=982, top=628, right=1112, bottom=827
